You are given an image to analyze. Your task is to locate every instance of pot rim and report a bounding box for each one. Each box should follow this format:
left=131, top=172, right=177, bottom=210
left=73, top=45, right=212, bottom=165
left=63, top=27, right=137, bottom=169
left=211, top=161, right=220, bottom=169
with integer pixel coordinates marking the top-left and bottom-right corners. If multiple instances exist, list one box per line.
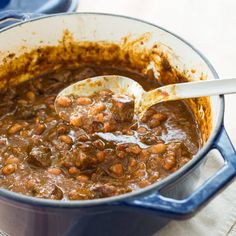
left=0, top=12, right=224, bottom=208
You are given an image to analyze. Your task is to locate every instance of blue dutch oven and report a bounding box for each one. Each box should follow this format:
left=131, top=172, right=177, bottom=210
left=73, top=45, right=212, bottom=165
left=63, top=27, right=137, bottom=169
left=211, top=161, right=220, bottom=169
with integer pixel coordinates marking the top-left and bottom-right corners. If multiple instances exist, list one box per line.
left=0, top=12, right=235, bottom=236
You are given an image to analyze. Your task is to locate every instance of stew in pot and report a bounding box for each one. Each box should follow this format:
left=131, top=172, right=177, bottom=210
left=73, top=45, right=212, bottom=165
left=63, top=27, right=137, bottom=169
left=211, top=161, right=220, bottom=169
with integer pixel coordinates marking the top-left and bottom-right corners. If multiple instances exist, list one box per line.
left=0, top=65, right=201, bottom=200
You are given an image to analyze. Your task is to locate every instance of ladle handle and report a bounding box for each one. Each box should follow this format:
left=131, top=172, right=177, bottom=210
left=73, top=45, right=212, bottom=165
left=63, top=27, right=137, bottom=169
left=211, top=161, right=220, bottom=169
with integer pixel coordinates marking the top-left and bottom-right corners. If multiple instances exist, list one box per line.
left=143, top=78, right=236, bottom=109
left=173, top=78, right=236, bottom=98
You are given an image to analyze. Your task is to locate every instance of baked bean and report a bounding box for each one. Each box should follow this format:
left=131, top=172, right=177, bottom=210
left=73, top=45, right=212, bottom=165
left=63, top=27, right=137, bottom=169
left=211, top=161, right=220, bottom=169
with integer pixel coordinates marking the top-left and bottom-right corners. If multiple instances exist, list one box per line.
left=34, top=123, right=46, bottom=135
left=163, top=155, right=176, bottom=170
left=122, top=129, right=134, bottom=135
left=48, top=168, right=62, bottom=175
left=128, top=158, right=137, bottom=171
left=76, top=97, right=92, bottom=105
left=110, top=163, right=124, bottom=176
left=8, top=123, right=24, bottom=134
left=137, top=126, right=147, bottom=133
left=95, top=113, right=104, bottom=123
left=152, top=113, right=167, bottom=121
left=129, top=158, right=137, bottom=167
left=148, top=143, right=167, bottom=154
left=68, top=167, right=80, bottom=175
left=26, top=179, right=36, bottom=189
left=133, top=169, right=146, bottom=178
left=20, top=130, right=29, bottom=137
left=76, top=175, right=90, bottom=182
left=103, top=122, right=114, bottom=132
left=75, top=151, right=87, bottom=168
left=63, top=161, right=73, bottom=168
left=17, top=99, right=28, bottom=105
left=138, top=180, right=150, bottom=188
left=148, top=174, right=159, bottom=183
left=57, top=96, right=71, bottom=107
left=49, top=104, right=55, bottom=110
left=170, top=167, right=178, bottom=172
left=90, top=103, right=106, bottom=115
left=117, top=151, right=126, bottom=159
left=149, top=119, right=160, bottom=128
left=116, top=144, right=127, bottom=151
left=126, top=145, right=141, bottom=154
left=56, top=125, right=68, bottom=135
left=5, top=157, right=20, bottom=165
left=59, top=135, right=73, bottom=145
left=141, top=109, right=156, bottom=123
left=149, top=113, right=167, bottom=128
left=2, top=164, right=16, bottom=175
left=58, top=111, right=68, bottom=121
left=96, top=151, right=106, bottom=162
left=140, top=150, right=150, bottom=161
left=35, top=117, right=41, bottom=124
left=70, top=114, right=83, bottom=127
left=26, top=91, right=36, bottom=102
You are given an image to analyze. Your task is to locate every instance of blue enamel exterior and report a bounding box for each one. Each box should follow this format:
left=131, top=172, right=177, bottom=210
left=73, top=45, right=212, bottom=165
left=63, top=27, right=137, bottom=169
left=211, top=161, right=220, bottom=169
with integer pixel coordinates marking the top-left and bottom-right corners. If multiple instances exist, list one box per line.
left=0, top=10, right=43, bottom=28
left=0, top=0, right=10, bottom=8
left=0, top=12, right=235, bottom=236
left=0, top=0, right=78, bottom=14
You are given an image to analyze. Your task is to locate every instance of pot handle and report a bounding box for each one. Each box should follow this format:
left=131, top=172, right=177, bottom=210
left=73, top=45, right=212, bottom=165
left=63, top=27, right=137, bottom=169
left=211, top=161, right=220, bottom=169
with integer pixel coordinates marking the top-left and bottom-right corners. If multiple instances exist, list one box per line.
left=123, top=126, right=236, bottom=218
left=0, top=10, right=42, bottom=29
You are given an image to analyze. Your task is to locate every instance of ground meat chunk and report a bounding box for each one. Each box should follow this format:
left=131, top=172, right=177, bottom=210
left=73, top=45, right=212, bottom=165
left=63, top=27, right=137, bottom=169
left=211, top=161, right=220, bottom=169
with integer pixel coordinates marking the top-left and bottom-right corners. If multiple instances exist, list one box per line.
left=110, top=95, right=134, bottom=122
left=27, top=146, right=52, bottom=168
left=49, top=185, right=64, bottom=200
left=148, top=113, right=167, bottom=128
left=93, top=184, right=117, bottom=198
left=32, top=183, right=63, bottom=200
left=15, top=105, right=36, bottom=119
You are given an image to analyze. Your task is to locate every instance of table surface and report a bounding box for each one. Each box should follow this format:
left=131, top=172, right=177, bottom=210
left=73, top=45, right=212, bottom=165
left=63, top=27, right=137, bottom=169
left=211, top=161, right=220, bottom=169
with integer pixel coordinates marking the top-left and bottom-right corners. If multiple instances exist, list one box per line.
left=77, top=1, right=236, bottom=235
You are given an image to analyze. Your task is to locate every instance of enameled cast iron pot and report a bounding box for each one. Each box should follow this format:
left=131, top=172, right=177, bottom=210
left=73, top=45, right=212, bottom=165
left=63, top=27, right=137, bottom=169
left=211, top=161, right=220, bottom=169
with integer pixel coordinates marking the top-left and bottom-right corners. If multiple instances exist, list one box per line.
left=0, top=12, right=235, bottom=236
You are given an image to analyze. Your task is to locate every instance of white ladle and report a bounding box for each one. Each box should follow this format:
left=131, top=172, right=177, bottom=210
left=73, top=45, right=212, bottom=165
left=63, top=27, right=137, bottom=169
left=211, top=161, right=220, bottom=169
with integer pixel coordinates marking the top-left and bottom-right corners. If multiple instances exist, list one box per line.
left=55, top=75, right=236, bottom=119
